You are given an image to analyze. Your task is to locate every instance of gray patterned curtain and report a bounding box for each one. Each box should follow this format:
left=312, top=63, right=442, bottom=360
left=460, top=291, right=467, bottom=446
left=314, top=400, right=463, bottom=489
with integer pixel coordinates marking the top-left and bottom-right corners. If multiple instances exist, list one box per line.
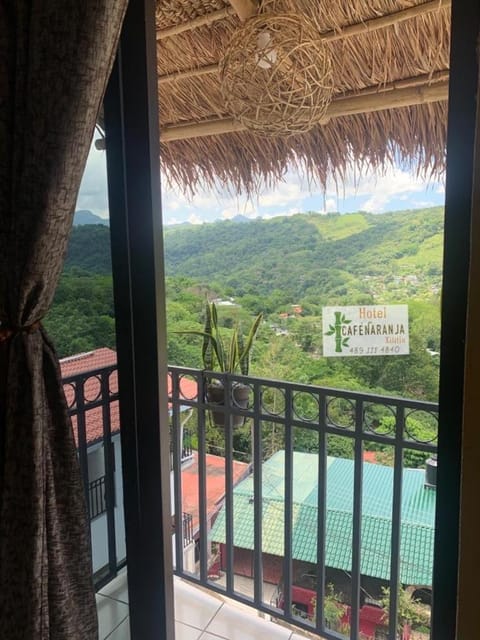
left=0, top=2, right=127, bottom=638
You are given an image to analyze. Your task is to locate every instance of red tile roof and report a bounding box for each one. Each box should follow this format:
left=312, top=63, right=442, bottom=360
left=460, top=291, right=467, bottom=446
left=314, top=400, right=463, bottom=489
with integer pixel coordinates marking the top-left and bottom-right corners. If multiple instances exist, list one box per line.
left=60, top=348, right=198, bottom=447
left=181, top=452, right=250, bottom=533
left=60, top=347, right=118, bottom=377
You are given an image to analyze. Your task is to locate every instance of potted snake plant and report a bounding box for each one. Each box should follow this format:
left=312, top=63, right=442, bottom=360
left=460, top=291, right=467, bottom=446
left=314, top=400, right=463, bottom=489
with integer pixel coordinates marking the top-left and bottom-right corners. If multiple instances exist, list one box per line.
left=182, top=301, right=262, bottom=427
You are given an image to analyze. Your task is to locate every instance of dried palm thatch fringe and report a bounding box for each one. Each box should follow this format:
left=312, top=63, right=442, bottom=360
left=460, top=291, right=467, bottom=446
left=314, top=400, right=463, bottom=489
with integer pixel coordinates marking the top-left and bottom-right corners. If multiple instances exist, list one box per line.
left=155, top=0, right=451, bottom=194
left=161, top=102, right=447, bottom=195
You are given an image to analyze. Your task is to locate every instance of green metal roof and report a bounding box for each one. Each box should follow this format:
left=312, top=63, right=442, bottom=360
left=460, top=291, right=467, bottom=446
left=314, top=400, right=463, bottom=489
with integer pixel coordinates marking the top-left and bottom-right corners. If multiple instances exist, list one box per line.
left=210, top=451, right=436, bottom=586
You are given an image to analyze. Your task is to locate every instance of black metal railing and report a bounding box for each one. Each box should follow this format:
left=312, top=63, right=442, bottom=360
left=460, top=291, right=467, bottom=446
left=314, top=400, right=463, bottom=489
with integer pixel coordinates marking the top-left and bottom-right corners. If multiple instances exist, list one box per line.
left=64, top=364, right=197, bottom=590
left=89, top=475, right=107, bottom=520
left=182, top=512, right=194, bottom=548
left=64, top=363, right=438, bottom=638
left=182, top=432, right=193, bottom=462
left=169, top=367, right=438, bottom=640
left=170, top=427, right=194, bottom=470
left=63, top=363, right=122, bottom=589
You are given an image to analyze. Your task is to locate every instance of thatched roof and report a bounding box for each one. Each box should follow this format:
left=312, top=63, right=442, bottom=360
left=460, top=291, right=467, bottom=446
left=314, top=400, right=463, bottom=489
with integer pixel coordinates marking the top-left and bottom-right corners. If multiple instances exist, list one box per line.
left=156, top=0, right=450, bottom=194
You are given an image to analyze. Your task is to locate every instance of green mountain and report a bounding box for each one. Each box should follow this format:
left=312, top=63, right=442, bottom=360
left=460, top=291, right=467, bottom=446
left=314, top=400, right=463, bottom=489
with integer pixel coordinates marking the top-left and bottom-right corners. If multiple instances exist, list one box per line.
left=163, top=207, right=443, bottom=309
left=62, top=207, right=443, bottom=305
left=64, top=224, right=112, bottom=274
left=74, top=209, right=109, bottom=226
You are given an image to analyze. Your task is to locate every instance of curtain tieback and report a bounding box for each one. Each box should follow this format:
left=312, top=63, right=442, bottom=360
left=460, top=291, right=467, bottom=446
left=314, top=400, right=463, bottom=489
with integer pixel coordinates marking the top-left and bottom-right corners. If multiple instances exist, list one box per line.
left=0, top=321, right=42, bottom=343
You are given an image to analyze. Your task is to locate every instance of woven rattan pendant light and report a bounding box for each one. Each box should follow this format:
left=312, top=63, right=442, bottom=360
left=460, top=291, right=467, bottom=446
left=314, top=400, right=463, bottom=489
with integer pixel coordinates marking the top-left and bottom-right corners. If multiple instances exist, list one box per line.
left=220, top=7, right=334, bottom=137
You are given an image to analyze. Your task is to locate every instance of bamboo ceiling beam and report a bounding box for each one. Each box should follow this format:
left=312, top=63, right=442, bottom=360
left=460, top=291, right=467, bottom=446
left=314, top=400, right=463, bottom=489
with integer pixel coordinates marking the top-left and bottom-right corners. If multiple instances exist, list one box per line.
left=227, top=0, right=259, bottom=22
left=156, top=7, right=236, bottom=40
left=161, top=117, right=245, bottom=142
left=336, top=69, right=449, bottom=98
left=160, top=79, right=448, bottom=142
left=159, top=57, right=447, bottom=91
left=158, top=0, right=451, bottom=82
left=331, top=78, right=448, bottom=117
left=324, top=0, right=451, bottom=43
left=158, top=63, right=218, bottom=85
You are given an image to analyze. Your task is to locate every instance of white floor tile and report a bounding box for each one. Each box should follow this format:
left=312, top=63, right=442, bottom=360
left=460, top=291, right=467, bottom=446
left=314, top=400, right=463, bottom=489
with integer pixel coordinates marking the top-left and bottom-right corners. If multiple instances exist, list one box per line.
left=105, top=616, right=130, bottom=640
left=206, top=603, right=292, bottom=640
left=175, top=621, right=204, bottom=640
left=174, top=579, right=224, bottom=630
left=102, top=617, right=205, bottom=640
left=96, top=573, right=310, bottom=640
left=96, top=594, right=129, bottom=640
left=99, top=570, right=129, bottom=604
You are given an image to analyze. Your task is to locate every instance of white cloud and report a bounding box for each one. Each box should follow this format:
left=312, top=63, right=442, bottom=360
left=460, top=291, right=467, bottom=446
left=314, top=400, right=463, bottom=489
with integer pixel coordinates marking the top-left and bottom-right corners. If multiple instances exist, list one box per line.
left=337, top=166, right=435, bottom=213
left=231, top=201, right=257, bottom=218
left=257, top=176, right=323, bottom=211
left=165, top=197, right=181, bottom=211
left=258, top=182, right=302, bottom=208
left=242, top=201, right=257, bottom=218
left=161, top=184, right=192, bottom=212
left=410, top=200, right=436, bottom=209
left=187, top=213, right=203, bottom=225
left=161, top=163, right=444, bottom=222
left=189, top=193, right=221, bottom=210
left=325, top=197, right=337, bottom=212
left=328, top=163, right=429, bottom=196
left=162, top=180, right=256, bottom=223
left=76, top=142, right=109, bottom=218
left=165, top=216, right=181, bottom=225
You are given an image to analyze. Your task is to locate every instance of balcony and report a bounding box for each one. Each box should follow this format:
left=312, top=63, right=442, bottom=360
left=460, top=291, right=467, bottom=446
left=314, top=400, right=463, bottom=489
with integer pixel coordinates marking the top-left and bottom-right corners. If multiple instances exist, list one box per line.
left=96, top=570, right=312, bottom=640
left=65, top=362, right=437, bottom=640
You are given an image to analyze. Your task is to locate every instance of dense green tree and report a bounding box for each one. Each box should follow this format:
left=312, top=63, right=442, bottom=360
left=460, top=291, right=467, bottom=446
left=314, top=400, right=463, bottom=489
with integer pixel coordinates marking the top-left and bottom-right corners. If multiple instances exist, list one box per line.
left=64, top=225, right=112, bottom=274
left=44, top=271, right=115, bottom=357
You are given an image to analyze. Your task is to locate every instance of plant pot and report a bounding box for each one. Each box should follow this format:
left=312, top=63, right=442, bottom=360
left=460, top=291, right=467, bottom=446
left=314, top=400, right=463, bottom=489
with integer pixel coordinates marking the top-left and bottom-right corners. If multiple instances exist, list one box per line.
left=207, top=382, right=250, bottom=427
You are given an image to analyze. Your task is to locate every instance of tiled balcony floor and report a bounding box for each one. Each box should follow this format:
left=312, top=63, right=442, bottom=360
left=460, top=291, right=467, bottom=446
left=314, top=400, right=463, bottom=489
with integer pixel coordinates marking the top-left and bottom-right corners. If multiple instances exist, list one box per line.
left=97, top=570, right=310, bottom=640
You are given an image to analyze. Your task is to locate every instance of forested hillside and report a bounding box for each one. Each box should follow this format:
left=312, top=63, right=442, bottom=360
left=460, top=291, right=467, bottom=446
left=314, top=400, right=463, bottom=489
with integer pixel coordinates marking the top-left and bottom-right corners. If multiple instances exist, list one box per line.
left=163, top=207, right=443, bottom=311
left=46, top=207, right=443, bottom=418
left=64, top=224, right=112, bottom=273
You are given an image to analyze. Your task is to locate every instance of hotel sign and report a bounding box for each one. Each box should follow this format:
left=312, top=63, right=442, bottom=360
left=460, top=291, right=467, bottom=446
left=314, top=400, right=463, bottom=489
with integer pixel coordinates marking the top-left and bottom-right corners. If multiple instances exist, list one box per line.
left=322, top=305, right=409, bottom=357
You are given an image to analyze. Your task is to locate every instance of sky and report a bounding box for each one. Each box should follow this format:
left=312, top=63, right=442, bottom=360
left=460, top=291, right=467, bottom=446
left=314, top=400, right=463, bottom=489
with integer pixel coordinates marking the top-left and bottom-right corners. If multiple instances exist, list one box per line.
left=77, top=143, right=445, bottom=225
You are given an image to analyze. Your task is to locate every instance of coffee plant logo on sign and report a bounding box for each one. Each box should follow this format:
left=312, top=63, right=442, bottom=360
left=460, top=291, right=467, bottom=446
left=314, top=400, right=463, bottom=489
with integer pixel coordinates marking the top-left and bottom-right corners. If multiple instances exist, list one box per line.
left=324, top=311, right=352, bottom=353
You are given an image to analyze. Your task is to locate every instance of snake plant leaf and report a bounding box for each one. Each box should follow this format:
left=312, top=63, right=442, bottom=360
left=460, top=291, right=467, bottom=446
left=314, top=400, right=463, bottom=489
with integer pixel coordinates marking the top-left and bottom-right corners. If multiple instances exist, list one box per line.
left=202, top=303, right=214, bottom=371
left=229, top=328, right=239, bottom=374
left=239, top=312, right=263, bottom=375
left=237, top=331, right=246, bottom=375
